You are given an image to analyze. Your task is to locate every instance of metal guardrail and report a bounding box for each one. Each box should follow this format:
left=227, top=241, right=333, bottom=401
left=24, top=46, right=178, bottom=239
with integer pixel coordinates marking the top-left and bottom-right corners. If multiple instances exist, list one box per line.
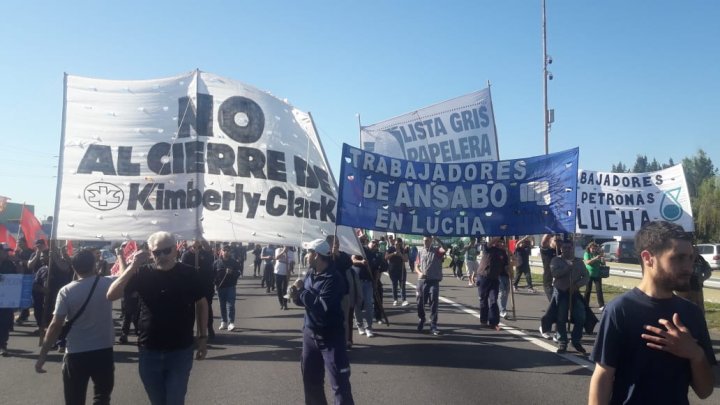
left=528, top=258, right=720, bottom=289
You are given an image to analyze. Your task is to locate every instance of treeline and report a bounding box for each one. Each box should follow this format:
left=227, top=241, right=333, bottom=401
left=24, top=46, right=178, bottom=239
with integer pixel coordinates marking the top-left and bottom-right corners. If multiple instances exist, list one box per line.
left=610, top=149, right=719, bottom=242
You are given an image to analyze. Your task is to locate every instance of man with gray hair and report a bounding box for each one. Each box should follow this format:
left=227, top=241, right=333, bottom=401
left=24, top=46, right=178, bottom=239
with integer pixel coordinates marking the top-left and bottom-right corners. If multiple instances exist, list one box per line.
left=107, top=231, right=208, bottom=405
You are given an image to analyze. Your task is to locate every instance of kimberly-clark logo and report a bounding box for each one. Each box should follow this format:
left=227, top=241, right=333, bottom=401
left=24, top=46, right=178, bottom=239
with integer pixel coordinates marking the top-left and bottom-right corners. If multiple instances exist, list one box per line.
left=84, top=182, right=124, bottom=211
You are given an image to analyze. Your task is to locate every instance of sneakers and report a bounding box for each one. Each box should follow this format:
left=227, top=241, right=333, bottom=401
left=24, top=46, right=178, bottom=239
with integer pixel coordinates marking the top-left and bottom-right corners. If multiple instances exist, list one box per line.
left=358, top=327, right=366, bottom=335
left=553, top=332, right=559, bottom=343
left=539, top=326, right=551, bottom=339
left=556, top=342, right=567, bottom=354
left=417, top=320, right=425, bottom=332
left=599, top=306, right=605, bottom=312
left=527, top=287, right=536, bottom=294
left=118, top=334, right=128, bottom=344
left=572, top=342, right=587, bottom=354
left=228, top=323, right=235, bottom=332
left=219, top=322, right=227, bottom=330
left=0, top=346, right=8, bottom=357
left=365, top=329, right=375, bottom=338
left=431, top=328, right=441, bottom=336
left=513, top=286, right=519, bottom=293
left=500, top=310, right=508, bottom=319
left=57, top=346, right=66, bottom=354
left=392, top=300, right=398, bottom=306
left=401, top=300, right=409, bottom=307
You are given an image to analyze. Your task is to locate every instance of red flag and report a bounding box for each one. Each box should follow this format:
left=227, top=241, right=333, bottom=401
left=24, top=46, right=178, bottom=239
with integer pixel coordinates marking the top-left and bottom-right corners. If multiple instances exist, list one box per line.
left=110, top=241, right=137, bottom=276
left=20, top=207, right=47, bottom=249
left=66, top=240, right=74, bottom=256
left=0, top=224, right=17, bottom=251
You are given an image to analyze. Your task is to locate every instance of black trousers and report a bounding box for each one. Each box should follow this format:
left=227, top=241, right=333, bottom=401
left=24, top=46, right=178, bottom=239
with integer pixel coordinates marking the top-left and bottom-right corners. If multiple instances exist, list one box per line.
left=275, top=274, right=288, bottom=308
left=62, top=347, right=114, bottom=405
left=0, top=308, right=14, bottom=347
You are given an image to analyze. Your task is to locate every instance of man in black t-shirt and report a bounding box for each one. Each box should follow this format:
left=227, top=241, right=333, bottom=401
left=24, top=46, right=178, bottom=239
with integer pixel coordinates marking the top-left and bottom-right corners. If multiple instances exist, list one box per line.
left=107, top=231, right=208, bottom=405
left=589, top=221, right=716, bottom=404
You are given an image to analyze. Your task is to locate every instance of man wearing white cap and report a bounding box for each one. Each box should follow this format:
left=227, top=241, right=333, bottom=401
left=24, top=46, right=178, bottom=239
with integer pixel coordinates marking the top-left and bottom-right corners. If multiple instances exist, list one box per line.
left=291, top=238, right=354, bottom=405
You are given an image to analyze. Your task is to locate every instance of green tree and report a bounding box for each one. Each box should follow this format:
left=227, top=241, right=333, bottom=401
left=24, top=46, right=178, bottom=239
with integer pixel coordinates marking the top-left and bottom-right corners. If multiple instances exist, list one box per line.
left=695, top=176, right=720, bottom=242
left=611, top=161, right=629, bottom=173
left=682, top=149, right=716, bottom=198
left=632, top=155, right=649, bottom=173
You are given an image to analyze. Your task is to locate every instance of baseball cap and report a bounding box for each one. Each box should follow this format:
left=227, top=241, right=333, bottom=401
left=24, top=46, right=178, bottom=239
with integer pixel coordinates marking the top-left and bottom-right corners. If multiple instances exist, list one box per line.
left=302, top=239, right=331, bottom=256
left=0, top=243, right=13, bottom=251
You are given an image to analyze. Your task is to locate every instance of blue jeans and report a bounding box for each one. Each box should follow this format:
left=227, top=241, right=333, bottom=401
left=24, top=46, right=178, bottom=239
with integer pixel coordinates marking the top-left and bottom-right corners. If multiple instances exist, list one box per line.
left=498, top=275, right=510, bottom=313
left=217, top=286, right=236, bottom=324
left=554, top=289, right=586, bottom=344
left=416, top=279, right=439, bottom=329
left=354, top=280, right=374, bottom=329
left=138, top=346, right=194, bottom=405
left=302, top=328, right=354, bottom=405
left=477, top=276, right=499, bottom=326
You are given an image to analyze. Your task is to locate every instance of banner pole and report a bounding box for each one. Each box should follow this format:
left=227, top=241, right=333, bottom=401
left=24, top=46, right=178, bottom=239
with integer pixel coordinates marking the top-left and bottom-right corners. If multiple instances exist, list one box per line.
left=39, top=73, right=70, bottom=345
left=194, top=69, right=202, bottom=245
left=357, top=113, right=362, bottom=147
left=487, top=80, right=501, bottom=160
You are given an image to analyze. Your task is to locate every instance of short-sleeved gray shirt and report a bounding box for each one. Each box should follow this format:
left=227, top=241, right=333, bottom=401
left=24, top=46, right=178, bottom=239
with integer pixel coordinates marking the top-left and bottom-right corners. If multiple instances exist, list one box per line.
left=416, top=246, right=444, bottom=281
left=54, top=276, right=115, bottom=354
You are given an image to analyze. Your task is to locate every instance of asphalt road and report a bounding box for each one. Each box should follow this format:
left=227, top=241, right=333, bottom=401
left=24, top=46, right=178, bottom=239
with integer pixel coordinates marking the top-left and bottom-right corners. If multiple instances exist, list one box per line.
left=2, top=261, right=719, bottom=405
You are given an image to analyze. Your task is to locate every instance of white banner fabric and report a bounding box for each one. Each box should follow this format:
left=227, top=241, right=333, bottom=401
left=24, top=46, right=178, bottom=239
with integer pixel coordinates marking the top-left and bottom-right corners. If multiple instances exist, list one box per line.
left=56, top=71, right=360, bottom=254
left=360, top=88, right=499, bottom=163
left=576, top=164, right=694, bottom=238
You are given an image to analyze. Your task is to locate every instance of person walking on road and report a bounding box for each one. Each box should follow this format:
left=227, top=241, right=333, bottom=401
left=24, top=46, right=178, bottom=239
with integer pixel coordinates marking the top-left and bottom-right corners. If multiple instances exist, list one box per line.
left=583, top=242, right=606, bottom=311
left=588, top=221, right=716, bottom=404
left=290, top=238, right=354, bottom=405
left=464, top=237, right=480, bottom=287
left=477, top=237, right=508, bottom=330
left=550, top=239, right=588, bottom=354
left=539, top=234, right=560, bottom=302
left=214, top=245, right=241, bottom=331
left=513, top=236, right=535, bottom=293
left=414, top=235, right=446, bottom=336
left=385, top=238, right=409, bottom=307
left=106, top=231, right=209, bottom=405
left=36, top=248, right=116, bottom=405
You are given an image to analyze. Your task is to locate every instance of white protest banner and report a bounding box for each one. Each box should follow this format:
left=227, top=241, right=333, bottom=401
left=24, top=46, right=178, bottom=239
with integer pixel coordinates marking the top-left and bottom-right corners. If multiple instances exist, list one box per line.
left=576, top=164, right=694, bottom=238
left=0, top=274, right=33, bottom=308
left=360, top=88, right=499, bottom=163
left=55, top=71, right=360, bottom=254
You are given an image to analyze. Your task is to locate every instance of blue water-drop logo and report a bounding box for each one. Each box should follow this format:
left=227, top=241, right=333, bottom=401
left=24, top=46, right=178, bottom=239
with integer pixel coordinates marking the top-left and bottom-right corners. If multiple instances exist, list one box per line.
left=660, top=188, right=683, bottom=221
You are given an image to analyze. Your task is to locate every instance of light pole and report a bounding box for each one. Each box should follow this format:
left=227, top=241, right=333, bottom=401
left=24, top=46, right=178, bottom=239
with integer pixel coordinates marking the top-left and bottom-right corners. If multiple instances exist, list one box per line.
left=542, top=0, right=553, bottom=155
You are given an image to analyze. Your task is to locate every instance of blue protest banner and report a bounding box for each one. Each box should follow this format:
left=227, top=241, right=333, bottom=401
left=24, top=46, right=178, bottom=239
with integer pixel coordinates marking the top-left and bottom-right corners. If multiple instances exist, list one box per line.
left=337, top=144, right=578, bottom=236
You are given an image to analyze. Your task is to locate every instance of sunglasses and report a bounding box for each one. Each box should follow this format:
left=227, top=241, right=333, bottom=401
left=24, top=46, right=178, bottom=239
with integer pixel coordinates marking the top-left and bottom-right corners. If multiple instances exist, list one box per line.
left=151, top=246, right=173, bottom=256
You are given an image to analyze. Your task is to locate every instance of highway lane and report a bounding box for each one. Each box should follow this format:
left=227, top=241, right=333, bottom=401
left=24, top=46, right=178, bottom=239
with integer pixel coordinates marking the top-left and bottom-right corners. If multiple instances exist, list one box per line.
left=2, top=261, right=718, bottom=405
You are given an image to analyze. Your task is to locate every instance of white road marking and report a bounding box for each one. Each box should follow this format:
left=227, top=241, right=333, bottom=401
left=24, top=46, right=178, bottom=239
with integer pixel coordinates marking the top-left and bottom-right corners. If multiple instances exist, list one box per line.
left=405, top=277, right=595, bottom=370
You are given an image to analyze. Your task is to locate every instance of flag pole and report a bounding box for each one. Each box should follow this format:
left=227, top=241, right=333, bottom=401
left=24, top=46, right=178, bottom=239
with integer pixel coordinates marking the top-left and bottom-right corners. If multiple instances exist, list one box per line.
left=15, top=202, right=25, bottom=247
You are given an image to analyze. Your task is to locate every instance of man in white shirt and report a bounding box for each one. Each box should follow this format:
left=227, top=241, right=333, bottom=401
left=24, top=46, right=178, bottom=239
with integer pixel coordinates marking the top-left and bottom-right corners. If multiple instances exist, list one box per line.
left=36, top=248, right=115, bottom=405
left=274, top=246, right=294, bottom=310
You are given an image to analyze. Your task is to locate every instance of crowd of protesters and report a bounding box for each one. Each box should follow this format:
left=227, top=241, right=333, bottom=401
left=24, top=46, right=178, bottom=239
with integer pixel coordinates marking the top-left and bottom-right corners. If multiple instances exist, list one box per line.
left=0, top=220, right=716, bottom=404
